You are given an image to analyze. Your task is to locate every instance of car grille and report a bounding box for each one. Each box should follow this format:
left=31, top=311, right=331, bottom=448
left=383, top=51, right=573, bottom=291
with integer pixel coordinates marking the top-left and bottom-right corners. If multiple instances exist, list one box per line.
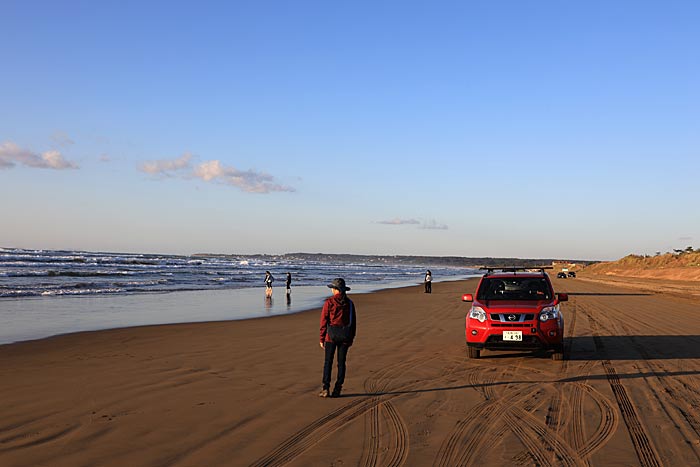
left=489, top=313, right=535, bottom=322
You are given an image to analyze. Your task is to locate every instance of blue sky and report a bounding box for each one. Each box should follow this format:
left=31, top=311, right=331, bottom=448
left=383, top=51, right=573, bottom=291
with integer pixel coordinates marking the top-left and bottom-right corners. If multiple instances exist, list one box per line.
left=2, top=1, right=698, bottom=260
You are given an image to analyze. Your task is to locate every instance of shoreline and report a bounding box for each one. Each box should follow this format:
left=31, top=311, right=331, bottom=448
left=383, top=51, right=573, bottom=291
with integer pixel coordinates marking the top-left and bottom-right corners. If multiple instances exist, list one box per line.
left=0, top=275, right=473, bottom=346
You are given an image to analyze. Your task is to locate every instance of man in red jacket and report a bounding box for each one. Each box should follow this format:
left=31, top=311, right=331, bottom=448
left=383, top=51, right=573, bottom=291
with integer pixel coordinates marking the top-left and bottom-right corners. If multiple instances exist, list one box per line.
left=319, top=278, right=357, bottom=398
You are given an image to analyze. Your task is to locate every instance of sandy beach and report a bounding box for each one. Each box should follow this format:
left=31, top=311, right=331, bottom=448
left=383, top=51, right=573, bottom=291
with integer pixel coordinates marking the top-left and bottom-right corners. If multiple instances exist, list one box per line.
left=2, top=277, right=700, bottom=466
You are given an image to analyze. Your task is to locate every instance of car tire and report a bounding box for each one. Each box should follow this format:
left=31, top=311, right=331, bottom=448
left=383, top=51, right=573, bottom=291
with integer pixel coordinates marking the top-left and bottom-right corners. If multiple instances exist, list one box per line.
left=551, top=344, right=564, bottom=361
left=467, top=346, right=480, bottom=359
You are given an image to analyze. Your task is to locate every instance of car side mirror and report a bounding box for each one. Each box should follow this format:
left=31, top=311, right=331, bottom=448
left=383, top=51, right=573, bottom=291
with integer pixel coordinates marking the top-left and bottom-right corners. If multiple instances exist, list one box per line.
left=462, top=293, right=474, bottom=302
left=557, top=293, right=568, bottom=302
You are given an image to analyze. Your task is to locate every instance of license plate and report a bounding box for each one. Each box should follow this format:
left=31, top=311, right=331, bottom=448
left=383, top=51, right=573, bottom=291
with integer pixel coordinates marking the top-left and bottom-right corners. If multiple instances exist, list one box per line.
left=503, top=331, right=522, bottom=341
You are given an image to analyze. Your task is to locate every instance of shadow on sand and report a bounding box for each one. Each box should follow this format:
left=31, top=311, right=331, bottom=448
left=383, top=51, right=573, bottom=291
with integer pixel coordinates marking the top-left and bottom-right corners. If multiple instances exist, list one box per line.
left=477, top=335, right=700, bottom=361
left=340, top=366, right=700, bottom=398
left=565, top=292, right=653, bottom=296
left=340, top=335, right=700, bottom=398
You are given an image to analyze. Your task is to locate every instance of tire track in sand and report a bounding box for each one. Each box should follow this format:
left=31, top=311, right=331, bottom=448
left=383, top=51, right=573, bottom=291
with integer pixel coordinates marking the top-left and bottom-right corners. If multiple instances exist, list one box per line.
left=251, top=355, right=445, bottom=467
left=433, top=365, right=579, bottom=467
left=432, top=366, right=499, bottom=467
left=436, top=299, right=615, bottom=467
left=551, top=295, right=618, bottom=463
left=590, top=307, right=700, bottom=464
left=556, top=300, right=618, bottom=463
left=249, top=397, right=374, bottom=467
left=382, top=402, right=409, bottom=467
left=471, top=385, right=547, bottom=467
left=586, top=312, right=663, bottom=467
left=359, top=354, right=475, bottom=467
left=360, top=357, right=418, bottom=467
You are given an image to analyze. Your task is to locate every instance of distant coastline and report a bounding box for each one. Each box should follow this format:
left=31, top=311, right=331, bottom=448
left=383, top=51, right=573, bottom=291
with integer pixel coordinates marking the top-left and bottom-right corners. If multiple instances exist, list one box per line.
left=193, top=252, right=598, bottom=269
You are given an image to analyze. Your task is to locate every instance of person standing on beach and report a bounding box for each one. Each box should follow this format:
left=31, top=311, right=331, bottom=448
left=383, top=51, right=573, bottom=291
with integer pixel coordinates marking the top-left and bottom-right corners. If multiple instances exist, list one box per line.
left=286, top=272, right=292, bottom=295
left=264, top=271, right=274, bottom=297
left=424, top=270, right=432, bottom=293
left=319, top=278, right=356, bottom=398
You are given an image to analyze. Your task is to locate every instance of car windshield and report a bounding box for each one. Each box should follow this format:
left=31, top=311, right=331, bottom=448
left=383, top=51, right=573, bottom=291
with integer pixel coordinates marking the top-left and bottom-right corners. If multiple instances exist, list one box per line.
left=477, top=277, right=552, bottom=301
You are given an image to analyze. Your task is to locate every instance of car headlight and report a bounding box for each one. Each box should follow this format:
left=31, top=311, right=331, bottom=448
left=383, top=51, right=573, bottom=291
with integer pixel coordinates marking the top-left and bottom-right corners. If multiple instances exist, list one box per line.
left=469, top=306, right=487, bottom=323
left=539, top=305, right=560, bottom=322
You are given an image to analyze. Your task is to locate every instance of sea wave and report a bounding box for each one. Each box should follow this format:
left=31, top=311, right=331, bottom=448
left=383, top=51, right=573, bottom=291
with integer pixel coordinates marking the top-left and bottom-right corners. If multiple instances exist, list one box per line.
left=0, top=287, right=126, bottom=297
left=0, top=247, right=474, bottom=299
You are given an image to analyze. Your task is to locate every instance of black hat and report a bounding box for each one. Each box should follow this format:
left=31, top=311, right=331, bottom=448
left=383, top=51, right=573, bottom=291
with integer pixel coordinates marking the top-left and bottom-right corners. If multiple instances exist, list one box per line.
left=327, top=277, right=350, bottom=292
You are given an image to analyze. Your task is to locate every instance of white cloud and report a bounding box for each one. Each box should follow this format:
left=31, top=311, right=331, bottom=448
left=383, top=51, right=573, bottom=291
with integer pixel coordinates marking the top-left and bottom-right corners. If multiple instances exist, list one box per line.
left=376, top=218, right=421, bottom=225
left=421, top=219, right=449, bottom=230
left=375, top=217, right=448, bottom=230
left=0, top=141, right=79, bottom=170
left=138, top=153, right=192, bottom=175
left=192, top=160, right=295, bottom=193
left=192, top=159, right=221, bottom=181
left=139, top=153, right=295, bottom=194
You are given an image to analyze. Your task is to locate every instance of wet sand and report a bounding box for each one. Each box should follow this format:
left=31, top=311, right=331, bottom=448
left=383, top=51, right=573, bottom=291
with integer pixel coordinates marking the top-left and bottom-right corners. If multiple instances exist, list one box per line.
left=2, top=278, right=700, bottom=466
left=0, top=280, right=439, bottom=345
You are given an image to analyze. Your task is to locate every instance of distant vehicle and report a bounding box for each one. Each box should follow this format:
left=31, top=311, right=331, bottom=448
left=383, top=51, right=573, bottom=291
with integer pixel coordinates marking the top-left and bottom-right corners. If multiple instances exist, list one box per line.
left=567, top=271, right=576, bottom=278
left=462, top=267, right=567, bottom=360
left=556, top=272, right=567, bottom=279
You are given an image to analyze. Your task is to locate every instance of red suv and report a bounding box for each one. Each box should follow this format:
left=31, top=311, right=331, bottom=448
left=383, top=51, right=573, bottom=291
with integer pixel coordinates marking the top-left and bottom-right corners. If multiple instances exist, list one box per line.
left=462, top=267, right=568, bottom=360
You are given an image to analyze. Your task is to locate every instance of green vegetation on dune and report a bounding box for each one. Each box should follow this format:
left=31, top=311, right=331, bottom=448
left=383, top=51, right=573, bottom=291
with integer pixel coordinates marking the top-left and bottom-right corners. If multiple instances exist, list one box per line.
left=588, top=251, right=700, bottom=271
left=583, top=250, right=700, bottom=283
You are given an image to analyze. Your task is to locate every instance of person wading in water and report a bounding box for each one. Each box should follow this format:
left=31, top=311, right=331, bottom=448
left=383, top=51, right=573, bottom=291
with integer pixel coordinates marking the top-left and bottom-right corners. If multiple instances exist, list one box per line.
left=264, top=271, right=274, bottom=297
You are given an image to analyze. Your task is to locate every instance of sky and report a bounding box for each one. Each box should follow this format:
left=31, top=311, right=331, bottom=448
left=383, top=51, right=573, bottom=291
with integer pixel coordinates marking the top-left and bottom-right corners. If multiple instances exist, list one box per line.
left=1, top=1, right=698, bottom=261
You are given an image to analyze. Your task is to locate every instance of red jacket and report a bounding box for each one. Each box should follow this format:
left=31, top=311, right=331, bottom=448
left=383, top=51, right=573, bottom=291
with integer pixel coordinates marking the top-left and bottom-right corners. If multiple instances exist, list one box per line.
left=319, top=294, right=356, bottom=345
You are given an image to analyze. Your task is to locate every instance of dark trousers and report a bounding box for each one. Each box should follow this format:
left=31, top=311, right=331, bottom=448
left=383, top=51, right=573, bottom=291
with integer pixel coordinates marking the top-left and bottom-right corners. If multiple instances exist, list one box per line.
left=425, top=281, right=432, bottom=293
left=322, top=342, right=350, bottom=391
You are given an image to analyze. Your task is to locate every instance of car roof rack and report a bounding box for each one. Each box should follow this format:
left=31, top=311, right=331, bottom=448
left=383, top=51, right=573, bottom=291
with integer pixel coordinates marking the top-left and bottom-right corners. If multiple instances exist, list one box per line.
left=480, top=266, right=553, bottom=276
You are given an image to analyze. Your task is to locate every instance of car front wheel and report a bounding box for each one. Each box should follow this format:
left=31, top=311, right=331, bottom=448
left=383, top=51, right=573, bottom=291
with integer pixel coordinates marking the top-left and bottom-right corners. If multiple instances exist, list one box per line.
left=467, top=345, right=481, bottom=359
left=551, top=344, right=564, bottom=360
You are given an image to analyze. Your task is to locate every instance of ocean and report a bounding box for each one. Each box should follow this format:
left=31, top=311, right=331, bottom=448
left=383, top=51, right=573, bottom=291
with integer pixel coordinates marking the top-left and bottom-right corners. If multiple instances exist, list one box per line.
left=0, top=247, right=479, bottom=344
